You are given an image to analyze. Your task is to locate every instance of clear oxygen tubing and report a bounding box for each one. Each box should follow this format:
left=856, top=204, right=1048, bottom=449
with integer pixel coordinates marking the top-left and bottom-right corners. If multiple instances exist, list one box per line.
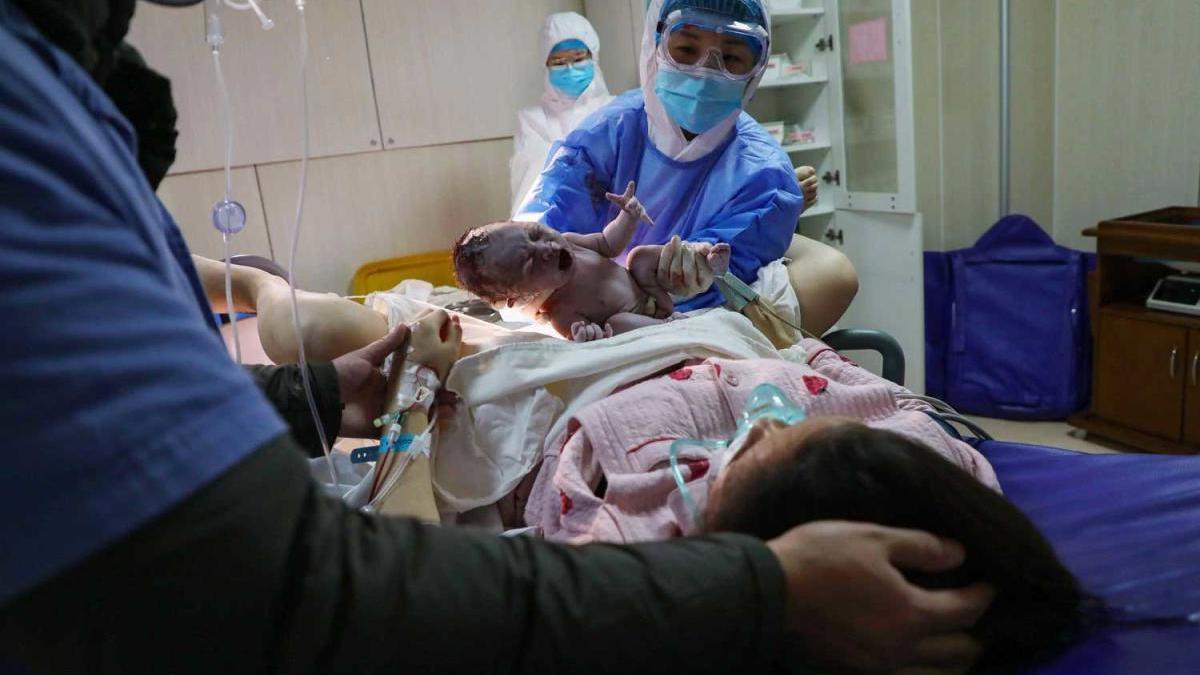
left=285, top=0, right=337, bottom=485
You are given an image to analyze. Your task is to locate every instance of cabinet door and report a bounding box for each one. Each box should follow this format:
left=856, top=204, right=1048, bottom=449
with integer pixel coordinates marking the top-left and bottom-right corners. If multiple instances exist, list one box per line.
left=1185, top=329, right=1200, bottom=446
left=829, top=0, right=916, bottom=212
left=1094, top=315, right=1186, bottom=440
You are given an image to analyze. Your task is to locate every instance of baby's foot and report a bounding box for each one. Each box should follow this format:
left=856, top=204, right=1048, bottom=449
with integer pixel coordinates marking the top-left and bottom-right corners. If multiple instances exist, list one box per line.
left=707, top=243, right=731, bottom=277
left=571, top=321, right=614, bottom=342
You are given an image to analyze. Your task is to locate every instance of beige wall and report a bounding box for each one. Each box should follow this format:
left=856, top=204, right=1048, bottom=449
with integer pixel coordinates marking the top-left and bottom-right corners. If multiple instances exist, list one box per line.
left=915, top=0, right=1055, bottom=251
left=1052, top=0, right=1200, bottom=251
left=130, top=0, right=580, bottom=294
left=918, top=0, right=1199, bottom=252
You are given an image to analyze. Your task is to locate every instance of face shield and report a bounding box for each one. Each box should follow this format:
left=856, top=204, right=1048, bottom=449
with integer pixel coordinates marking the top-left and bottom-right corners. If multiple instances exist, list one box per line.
left=669, top=383, right=807, bottom=526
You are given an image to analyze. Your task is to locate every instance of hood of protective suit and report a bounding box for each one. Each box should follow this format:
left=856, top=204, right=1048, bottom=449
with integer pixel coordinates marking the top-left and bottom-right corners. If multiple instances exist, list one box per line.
left=639, top=0, right=771, bottom=161
left=539, top=12, right=611, bottom=119
left=13, top=0, right=179, bottom=187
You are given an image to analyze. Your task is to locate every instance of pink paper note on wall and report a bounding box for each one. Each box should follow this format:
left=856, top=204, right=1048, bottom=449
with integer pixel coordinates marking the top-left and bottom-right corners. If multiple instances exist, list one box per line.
left=848, top=17, right=889, bottom=65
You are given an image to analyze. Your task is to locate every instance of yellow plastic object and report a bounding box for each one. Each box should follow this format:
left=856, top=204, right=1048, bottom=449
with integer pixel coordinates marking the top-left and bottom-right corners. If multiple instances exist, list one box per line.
left=351, top=250, right=458, bottom=296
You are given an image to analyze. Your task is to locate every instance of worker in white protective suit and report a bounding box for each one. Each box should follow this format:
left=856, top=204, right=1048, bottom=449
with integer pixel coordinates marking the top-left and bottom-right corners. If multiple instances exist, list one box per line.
left=509, top=12, right=613, bottom=216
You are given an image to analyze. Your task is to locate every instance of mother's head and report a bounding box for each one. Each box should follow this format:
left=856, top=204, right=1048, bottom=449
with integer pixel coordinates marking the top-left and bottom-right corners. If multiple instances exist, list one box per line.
left=704, top=418, right=1090, bottom=671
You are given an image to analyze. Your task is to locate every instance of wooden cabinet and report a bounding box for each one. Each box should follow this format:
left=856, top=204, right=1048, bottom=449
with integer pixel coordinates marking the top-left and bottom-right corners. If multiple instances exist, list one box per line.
left=1186, top=330, right=1200, bottom=446
left=1070, top=207, right=1200, bottom=454
left=1094, top=314, right=1187, bottom=439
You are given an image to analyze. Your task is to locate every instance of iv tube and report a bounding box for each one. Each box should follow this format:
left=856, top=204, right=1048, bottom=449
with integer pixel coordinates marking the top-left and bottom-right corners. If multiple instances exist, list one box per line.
left=285, top=2, right=337, bottom=485
left=212, top=42, right=243, bottom=364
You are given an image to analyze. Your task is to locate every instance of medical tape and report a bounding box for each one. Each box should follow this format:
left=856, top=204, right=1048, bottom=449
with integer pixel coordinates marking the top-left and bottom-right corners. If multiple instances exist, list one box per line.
left=391, top=362, right=441, bottom=413
left=350, top=434, right=417, bottom=464
left=368, top=417, right=436, bottom=508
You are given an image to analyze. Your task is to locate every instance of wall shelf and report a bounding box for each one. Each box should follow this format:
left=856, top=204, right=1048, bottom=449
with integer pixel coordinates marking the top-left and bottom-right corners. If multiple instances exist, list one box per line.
left=782, top=140, right=832, bottom=153
left=772, top=8, right=825, bottom=25
left=758, top=74, right=828, bottom=89
left=798, top=203, right=835, bottom=219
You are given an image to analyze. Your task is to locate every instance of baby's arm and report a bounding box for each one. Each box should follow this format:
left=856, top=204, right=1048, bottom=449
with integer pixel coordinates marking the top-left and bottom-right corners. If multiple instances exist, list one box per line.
left=563, top=181, right=653, bottom=258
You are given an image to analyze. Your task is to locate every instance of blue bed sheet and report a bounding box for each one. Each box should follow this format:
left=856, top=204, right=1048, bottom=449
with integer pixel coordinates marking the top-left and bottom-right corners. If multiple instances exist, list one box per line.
left=978, top=441, right=1200, bottom=673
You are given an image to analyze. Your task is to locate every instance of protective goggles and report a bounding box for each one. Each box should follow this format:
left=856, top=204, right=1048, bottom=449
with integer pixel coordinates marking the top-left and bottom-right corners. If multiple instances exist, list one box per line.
left=669, top=384, right=806, bottom=524
left=656, top=9, right=770, bottom=80
left=547, top=57, right=593, bottom=72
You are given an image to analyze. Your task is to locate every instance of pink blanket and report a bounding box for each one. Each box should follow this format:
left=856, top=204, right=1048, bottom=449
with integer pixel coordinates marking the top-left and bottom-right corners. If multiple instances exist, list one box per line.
left=523, top=339, right=999, bottom=543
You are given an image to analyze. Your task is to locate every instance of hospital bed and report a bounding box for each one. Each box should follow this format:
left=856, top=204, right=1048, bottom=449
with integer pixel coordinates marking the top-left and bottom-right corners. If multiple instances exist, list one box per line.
left=304, top=254, right=1200, bottom=672
left=822, top=318, right=1200, bottom=674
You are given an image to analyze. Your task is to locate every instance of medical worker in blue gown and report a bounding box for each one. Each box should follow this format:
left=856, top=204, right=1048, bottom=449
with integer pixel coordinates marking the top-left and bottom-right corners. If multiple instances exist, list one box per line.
left=516, top=0, right=855, bottom=334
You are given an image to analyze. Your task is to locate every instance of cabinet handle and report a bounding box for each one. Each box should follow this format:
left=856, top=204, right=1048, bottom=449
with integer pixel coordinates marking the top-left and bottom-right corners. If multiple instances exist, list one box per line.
left=1191, top=351, right=1199, bottom=386
left=1169, top=347, right=1179, bottom=380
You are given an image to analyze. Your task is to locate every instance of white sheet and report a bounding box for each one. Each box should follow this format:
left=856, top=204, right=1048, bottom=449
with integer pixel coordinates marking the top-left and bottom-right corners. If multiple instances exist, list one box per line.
left=366, top=259, right=804, bottom=518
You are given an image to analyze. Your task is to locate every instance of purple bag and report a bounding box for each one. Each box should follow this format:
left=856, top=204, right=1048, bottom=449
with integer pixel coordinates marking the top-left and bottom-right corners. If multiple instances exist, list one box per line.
left=925, top=215, right=1093, bottom=420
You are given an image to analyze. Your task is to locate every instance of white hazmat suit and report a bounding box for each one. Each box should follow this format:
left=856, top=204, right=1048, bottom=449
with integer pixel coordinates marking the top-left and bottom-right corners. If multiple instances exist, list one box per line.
left=508, top=12, right=613, bottom=216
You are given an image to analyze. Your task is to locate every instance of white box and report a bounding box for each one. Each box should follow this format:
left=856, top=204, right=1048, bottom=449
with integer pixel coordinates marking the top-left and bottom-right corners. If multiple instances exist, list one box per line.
left=762, top=53, right=790, bottom=82
left=761, top=120, right=786, bottom=144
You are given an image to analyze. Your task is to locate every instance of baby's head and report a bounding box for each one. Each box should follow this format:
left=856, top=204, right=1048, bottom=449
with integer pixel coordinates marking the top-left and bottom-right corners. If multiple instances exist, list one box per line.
left=704, top=419, right=1090, bottom=671
left=453, top=221, right=575, bottom=306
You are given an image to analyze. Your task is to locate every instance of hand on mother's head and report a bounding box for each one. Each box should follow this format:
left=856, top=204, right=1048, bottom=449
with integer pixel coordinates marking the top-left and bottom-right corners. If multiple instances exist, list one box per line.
left=769, top=522, right=993, bottom=674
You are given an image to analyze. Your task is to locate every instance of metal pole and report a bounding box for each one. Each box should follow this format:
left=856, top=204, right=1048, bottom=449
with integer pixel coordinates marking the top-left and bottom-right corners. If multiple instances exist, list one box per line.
left=999, top=0, right=1011, bottom=217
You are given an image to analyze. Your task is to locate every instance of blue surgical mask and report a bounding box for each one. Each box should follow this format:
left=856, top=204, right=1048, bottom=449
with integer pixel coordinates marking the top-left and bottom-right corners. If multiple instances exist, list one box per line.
left=548, top=61, right=595, bottom=98
left=653, top=65, right=746, bottom=134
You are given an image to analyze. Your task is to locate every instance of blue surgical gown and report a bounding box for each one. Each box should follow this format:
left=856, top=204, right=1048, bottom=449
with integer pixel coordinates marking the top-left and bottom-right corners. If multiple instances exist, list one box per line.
left=0, top=0, right=285, bottom=603
left=517, top=89, right=804, bottom=310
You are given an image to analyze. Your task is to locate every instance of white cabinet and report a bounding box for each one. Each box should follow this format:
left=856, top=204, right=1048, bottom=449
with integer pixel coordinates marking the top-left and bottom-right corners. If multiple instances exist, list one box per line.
left=127, top=2, right=381, bottom=174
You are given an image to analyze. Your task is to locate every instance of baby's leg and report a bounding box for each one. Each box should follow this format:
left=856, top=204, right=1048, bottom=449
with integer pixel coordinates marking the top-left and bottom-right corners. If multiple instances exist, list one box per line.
left=626, top=245, right=674, bottom=318
left=607, top=311, right=674, bottom=335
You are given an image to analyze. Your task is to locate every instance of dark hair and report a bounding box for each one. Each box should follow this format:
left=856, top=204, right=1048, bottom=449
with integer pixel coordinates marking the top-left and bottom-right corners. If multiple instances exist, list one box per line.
left=452, top=227, right=507, bottom=304
left=705, top=423, right=1092, bottom=672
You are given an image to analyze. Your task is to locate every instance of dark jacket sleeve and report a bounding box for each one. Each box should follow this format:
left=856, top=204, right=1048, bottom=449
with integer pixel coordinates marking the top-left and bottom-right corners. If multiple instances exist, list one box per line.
left=1, top=436, right=787, bottom=675
left=245, top=363, right=342, bottom=457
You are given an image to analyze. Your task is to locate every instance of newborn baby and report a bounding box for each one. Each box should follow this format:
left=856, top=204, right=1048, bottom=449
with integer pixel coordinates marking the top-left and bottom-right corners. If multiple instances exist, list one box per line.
left=453, top=181, right=730, bottom=341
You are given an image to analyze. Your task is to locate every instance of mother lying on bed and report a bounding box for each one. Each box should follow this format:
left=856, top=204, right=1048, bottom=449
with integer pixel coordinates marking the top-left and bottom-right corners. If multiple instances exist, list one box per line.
left=205, top=257, right=1091, bottom=673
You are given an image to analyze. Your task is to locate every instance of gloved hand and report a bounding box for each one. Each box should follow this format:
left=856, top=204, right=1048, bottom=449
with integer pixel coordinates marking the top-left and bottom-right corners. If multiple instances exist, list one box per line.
left=656, top=235, right=716, bottom=300
left=796, top=165, right=819, bottom=212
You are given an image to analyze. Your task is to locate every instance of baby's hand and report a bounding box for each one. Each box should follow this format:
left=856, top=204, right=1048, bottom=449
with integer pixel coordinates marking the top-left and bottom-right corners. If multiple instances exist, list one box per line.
left=605, top=181, right=655, bottom=227
left=707, top=243, right=731, bottom=277
left=571, top=321, right=614, bottom=342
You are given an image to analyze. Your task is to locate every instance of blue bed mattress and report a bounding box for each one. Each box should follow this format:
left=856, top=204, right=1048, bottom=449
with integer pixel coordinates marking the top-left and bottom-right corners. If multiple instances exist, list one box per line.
left=978, top=441, right=1200, bottom=673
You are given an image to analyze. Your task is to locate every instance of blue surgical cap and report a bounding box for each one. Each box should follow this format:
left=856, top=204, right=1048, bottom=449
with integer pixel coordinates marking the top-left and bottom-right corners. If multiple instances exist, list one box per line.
left=550, top=38, right=590, bottom=54
left=659, top=0, right=767, bottom=27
